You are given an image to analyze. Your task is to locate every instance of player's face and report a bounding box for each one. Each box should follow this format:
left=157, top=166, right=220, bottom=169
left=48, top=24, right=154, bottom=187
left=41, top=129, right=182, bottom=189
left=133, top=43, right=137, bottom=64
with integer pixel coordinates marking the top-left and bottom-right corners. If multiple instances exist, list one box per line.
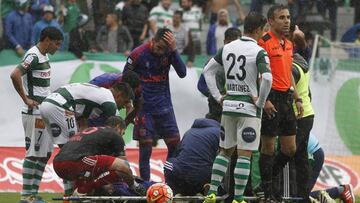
left=106, top=15, right=113, bottom=26
left=173, top=14, right=181, bottom=26
left=115, top=92, right=131, bottom=109
left=218, top=11, right=229, bottom=25
left=152, top=39, right=169, bottom=55
left=269, top=9, right=290, bottom=36
left=43, top=12, right=54, bottom=22
left=181, top=0, right=191, bottom=10
left=162, top=0, right=172, bottom=10
left=46, top=39, right=62, bottom=55
left=255, top=26, right=265, bottom=41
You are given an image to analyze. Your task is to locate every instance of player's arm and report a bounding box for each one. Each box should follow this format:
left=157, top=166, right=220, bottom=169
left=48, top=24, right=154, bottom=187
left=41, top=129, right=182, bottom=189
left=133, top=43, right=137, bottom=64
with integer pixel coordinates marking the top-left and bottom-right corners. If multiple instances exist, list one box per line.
left=255, top=50, right=272, bottom=108
left=291, top=72, right=304, bottom=118
left=292, top=25, right=307, bottom=51
left=169, top=50, right=187, bottom=78
left=232, top=0, right=245, bottom=22
left=89, top=73, right=119, bottom=88
left=112, top=135, right=127, bottom=161
left=203, top=48, right=224, bottom=103
left=125, top=92, right=143, bottom=126
left=101, top=102, right=118, bottom=117
left=5, top=17, right=20, bottom=49
left=197, top=74, right=210, bottom=97
left=165, top=31, right=187, bottom=78
left=292, top=63, right=301, bottom=85
left=148, top=10, right=158, bottom=35
left=10, top=55, right=39, bottom=108
left=77, top=117, right=88, bottom=132
left=123, top=51, right=138, bottom=73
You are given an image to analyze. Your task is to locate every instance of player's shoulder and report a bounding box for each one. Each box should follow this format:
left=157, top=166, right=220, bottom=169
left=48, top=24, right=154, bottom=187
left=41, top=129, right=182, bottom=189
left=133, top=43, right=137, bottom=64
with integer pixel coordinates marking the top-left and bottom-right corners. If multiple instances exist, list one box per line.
left=150, top=5, right=163, bottom=13
left=129, top=43, right=150, bottom=62
left=100, top=127, right=122, bottom=139
left=260, top=33, right=272, bottom=43
left=222, top=39, right=239, bottom=50
left=99, top=87, right=117, bottom=102
left=24, top=47, right=40, bottom=59
left=25, top=46, right=49, bottom=63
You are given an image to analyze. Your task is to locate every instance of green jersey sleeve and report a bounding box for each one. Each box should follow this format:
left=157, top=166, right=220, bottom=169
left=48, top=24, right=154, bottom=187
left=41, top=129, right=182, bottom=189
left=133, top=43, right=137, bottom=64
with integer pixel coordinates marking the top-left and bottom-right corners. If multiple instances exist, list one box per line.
left=213, top=47, right=224, bottom=65
left=256, top=49, right=271, bottom=74
left=17, top=54, right=39, bottom=74
left=101, top=102, right=117, bottom=118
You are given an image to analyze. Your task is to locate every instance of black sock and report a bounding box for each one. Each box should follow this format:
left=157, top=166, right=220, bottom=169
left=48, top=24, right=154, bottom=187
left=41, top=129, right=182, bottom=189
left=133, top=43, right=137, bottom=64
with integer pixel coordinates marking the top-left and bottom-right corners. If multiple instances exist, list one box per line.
left=273, top=151, right=292, bottom=177
left=259, top=153, right=274, bottom=197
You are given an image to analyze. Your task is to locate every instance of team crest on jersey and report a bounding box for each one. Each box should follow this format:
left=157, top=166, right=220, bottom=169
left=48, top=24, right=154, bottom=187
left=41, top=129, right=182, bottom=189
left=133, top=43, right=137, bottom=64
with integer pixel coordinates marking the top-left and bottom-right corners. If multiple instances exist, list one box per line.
left=161, top=57, right=169, bottom=66
left=127, top=57, right=133, bottom=64
left=22, top=55, right=34, bottom=69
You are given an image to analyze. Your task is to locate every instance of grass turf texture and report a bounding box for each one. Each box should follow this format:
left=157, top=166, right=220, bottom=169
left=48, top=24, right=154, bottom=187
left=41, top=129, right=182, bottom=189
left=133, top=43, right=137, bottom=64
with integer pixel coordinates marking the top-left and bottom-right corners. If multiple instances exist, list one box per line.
left=0, top=193, right=62, bottom=203
left=0, top=193, right=359, bottom=203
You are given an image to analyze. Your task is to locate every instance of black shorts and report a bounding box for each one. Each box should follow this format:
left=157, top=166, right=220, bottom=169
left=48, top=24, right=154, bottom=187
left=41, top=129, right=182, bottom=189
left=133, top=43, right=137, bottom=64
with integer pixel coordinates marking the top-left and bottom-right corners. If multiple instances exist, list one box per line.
left=261, top=89, right=297, bottom=137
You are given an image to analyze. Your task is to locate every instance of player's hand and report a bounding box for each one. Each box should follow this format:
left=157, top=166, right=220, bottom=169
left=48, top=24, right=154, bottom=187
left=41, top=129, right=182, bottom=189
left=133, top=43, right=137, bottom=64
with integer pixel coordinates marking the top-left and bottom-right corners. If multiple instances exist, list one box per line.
left=251, top=96, right=258, bottom=106
left=80, top=55, right=87, bottom=61
left=293, top=25, right=304, bottom=39
left=187, top=61, right=193, bottom=68
left=16, top=47, right=25, bottom=57
left=264, top=100, right=277, bottom=118
left=139, top=33, right=146, bottom=41
left=163, top=31, right=176, bottom=51
left=219, top=95, right=225, bottom=106
left=25, top=98, right=39, bottom=109
left=295, top=100, right=304, bottom=119
left=124, top=50, right=131, bottom=56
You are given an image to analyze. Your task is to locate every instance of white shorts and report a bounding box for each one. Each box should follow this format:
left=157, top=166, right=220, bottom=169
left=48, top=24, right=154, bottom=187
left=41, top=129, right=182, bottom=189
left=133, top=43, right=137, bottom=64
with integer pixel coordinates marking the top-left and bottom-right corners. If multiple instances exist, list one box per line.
left=22, top=114, right=54, bottom=157
left=39, top=101, right=77, bottom=145
left=220, top=115, right=261, bottom=151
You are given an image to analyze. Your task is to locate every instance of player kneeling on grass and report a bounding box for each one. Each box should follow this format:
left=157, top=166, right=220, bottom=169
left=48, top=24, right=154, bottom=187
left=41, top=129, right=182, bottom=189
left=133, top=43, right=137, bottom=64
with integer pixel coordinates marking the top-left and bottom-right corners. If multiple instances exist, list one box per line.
left=53, top=116, right=141, bottom=196
left=203, top=12, right=271, bottom=203
left=40, top=82, right=134, bottom=147
left=89, top=70, right=142, bottom=127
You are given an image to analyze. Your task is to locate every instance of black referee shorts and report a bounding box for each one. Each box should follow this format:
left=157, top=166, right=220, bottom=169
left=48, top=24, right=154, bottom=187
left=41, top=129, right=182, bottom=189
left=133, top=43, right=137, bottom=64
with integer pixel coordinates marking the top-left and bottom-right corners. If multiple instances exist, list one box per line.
left=261, top=89, right=297, bottom=137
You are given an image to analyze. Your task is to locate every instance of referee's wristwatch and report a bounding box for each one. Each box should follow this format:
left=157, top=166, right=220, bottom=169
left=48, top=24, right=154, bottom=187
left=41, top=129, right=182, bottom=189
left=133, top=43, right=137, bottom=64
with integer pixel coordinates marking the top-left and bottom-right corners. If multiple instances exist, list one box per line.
left=295, top=98, right=303, bottom=103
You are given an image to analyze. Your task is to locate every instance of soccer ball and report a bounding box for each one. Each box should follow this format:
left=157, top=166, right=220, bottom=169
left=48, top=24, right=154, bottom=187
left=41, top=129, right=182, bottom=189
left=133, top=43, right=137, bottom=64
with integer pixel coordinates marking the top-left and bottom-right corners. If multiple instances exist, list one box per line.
left=146, top=183, right=173, bottom=203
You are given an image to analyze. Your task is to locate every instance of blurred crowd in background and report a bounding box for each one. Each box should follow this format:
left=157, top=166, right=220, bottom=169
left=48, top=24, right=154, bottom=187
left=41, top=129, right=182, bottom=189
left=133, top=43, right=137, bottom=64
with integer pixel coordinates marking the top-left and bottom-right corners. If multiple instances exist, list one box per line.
left=0, top=0, right=360, bottom=65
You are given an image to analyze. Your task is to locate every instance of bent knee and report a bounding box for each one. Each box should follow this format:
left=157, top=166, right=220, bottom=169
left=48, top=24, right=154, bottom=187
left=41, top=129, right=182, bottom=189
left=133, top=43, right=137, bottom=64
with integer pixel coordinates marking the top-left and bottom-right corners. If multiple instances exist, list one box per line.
left=282, top=147, right=296, bottom=157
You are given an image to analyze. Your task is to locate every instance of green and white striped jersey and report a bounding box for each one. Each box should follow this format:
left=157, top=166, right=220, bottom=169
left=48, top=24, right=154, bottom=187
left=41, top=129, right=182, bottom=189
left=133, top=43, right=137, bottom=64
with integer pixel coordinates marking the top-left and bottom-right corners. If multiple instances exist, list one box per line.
left=45, top=83, right=118, bottom=119
left=149, top=5, right=173, bottom=31
left=212, top=36, right=270, bottom=118
left=182, top=6, right=202, bottom=40
left=17, top=46, right=51, bottom=114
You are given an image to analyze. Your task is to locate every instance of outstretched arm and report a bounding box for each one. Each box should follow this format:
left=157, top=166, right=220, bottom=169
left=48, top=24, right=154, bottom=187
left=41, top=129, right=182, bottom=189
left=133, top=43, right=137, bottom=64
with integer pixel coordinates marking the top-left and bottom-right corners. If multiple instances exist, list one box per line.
left=164, top=31, right=187, bottom=78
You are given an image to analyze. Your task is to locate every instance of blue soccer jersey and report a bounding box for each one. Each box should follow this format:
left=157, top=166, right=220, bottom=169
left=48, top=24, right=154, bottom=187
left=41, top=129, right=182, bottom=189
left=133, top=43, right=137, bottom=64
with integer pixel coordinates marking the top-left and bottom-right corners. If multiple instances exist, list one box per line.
left=124, top=42, right=186, bottom=115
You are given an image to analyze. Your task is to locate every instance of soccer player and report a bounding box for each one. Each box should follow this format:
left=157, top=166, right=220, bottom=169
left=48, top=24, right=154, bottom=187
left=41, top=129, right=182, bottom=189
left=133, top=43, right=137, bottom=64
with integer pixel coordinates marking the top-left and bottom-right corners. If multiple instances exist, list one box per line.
left=53, top=117, right=135, bottom=195
left=286, top=23, right=314, bottom=202
left=164, top=117, right=221, bottom=196
left=197, top=27, right=242, bottom=122
left=123, top=28, right=186, bottom=181
left=10, top=26, right=63, bottom=203
left=39, top=82, right=134, bottom=147
left=203, top=12, right=272, bottom=203
left=89, top=70, right=142, bottom=126
left=257, top=4, right=303, bottom=201
left=306, top=134, right=355, bottom=203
